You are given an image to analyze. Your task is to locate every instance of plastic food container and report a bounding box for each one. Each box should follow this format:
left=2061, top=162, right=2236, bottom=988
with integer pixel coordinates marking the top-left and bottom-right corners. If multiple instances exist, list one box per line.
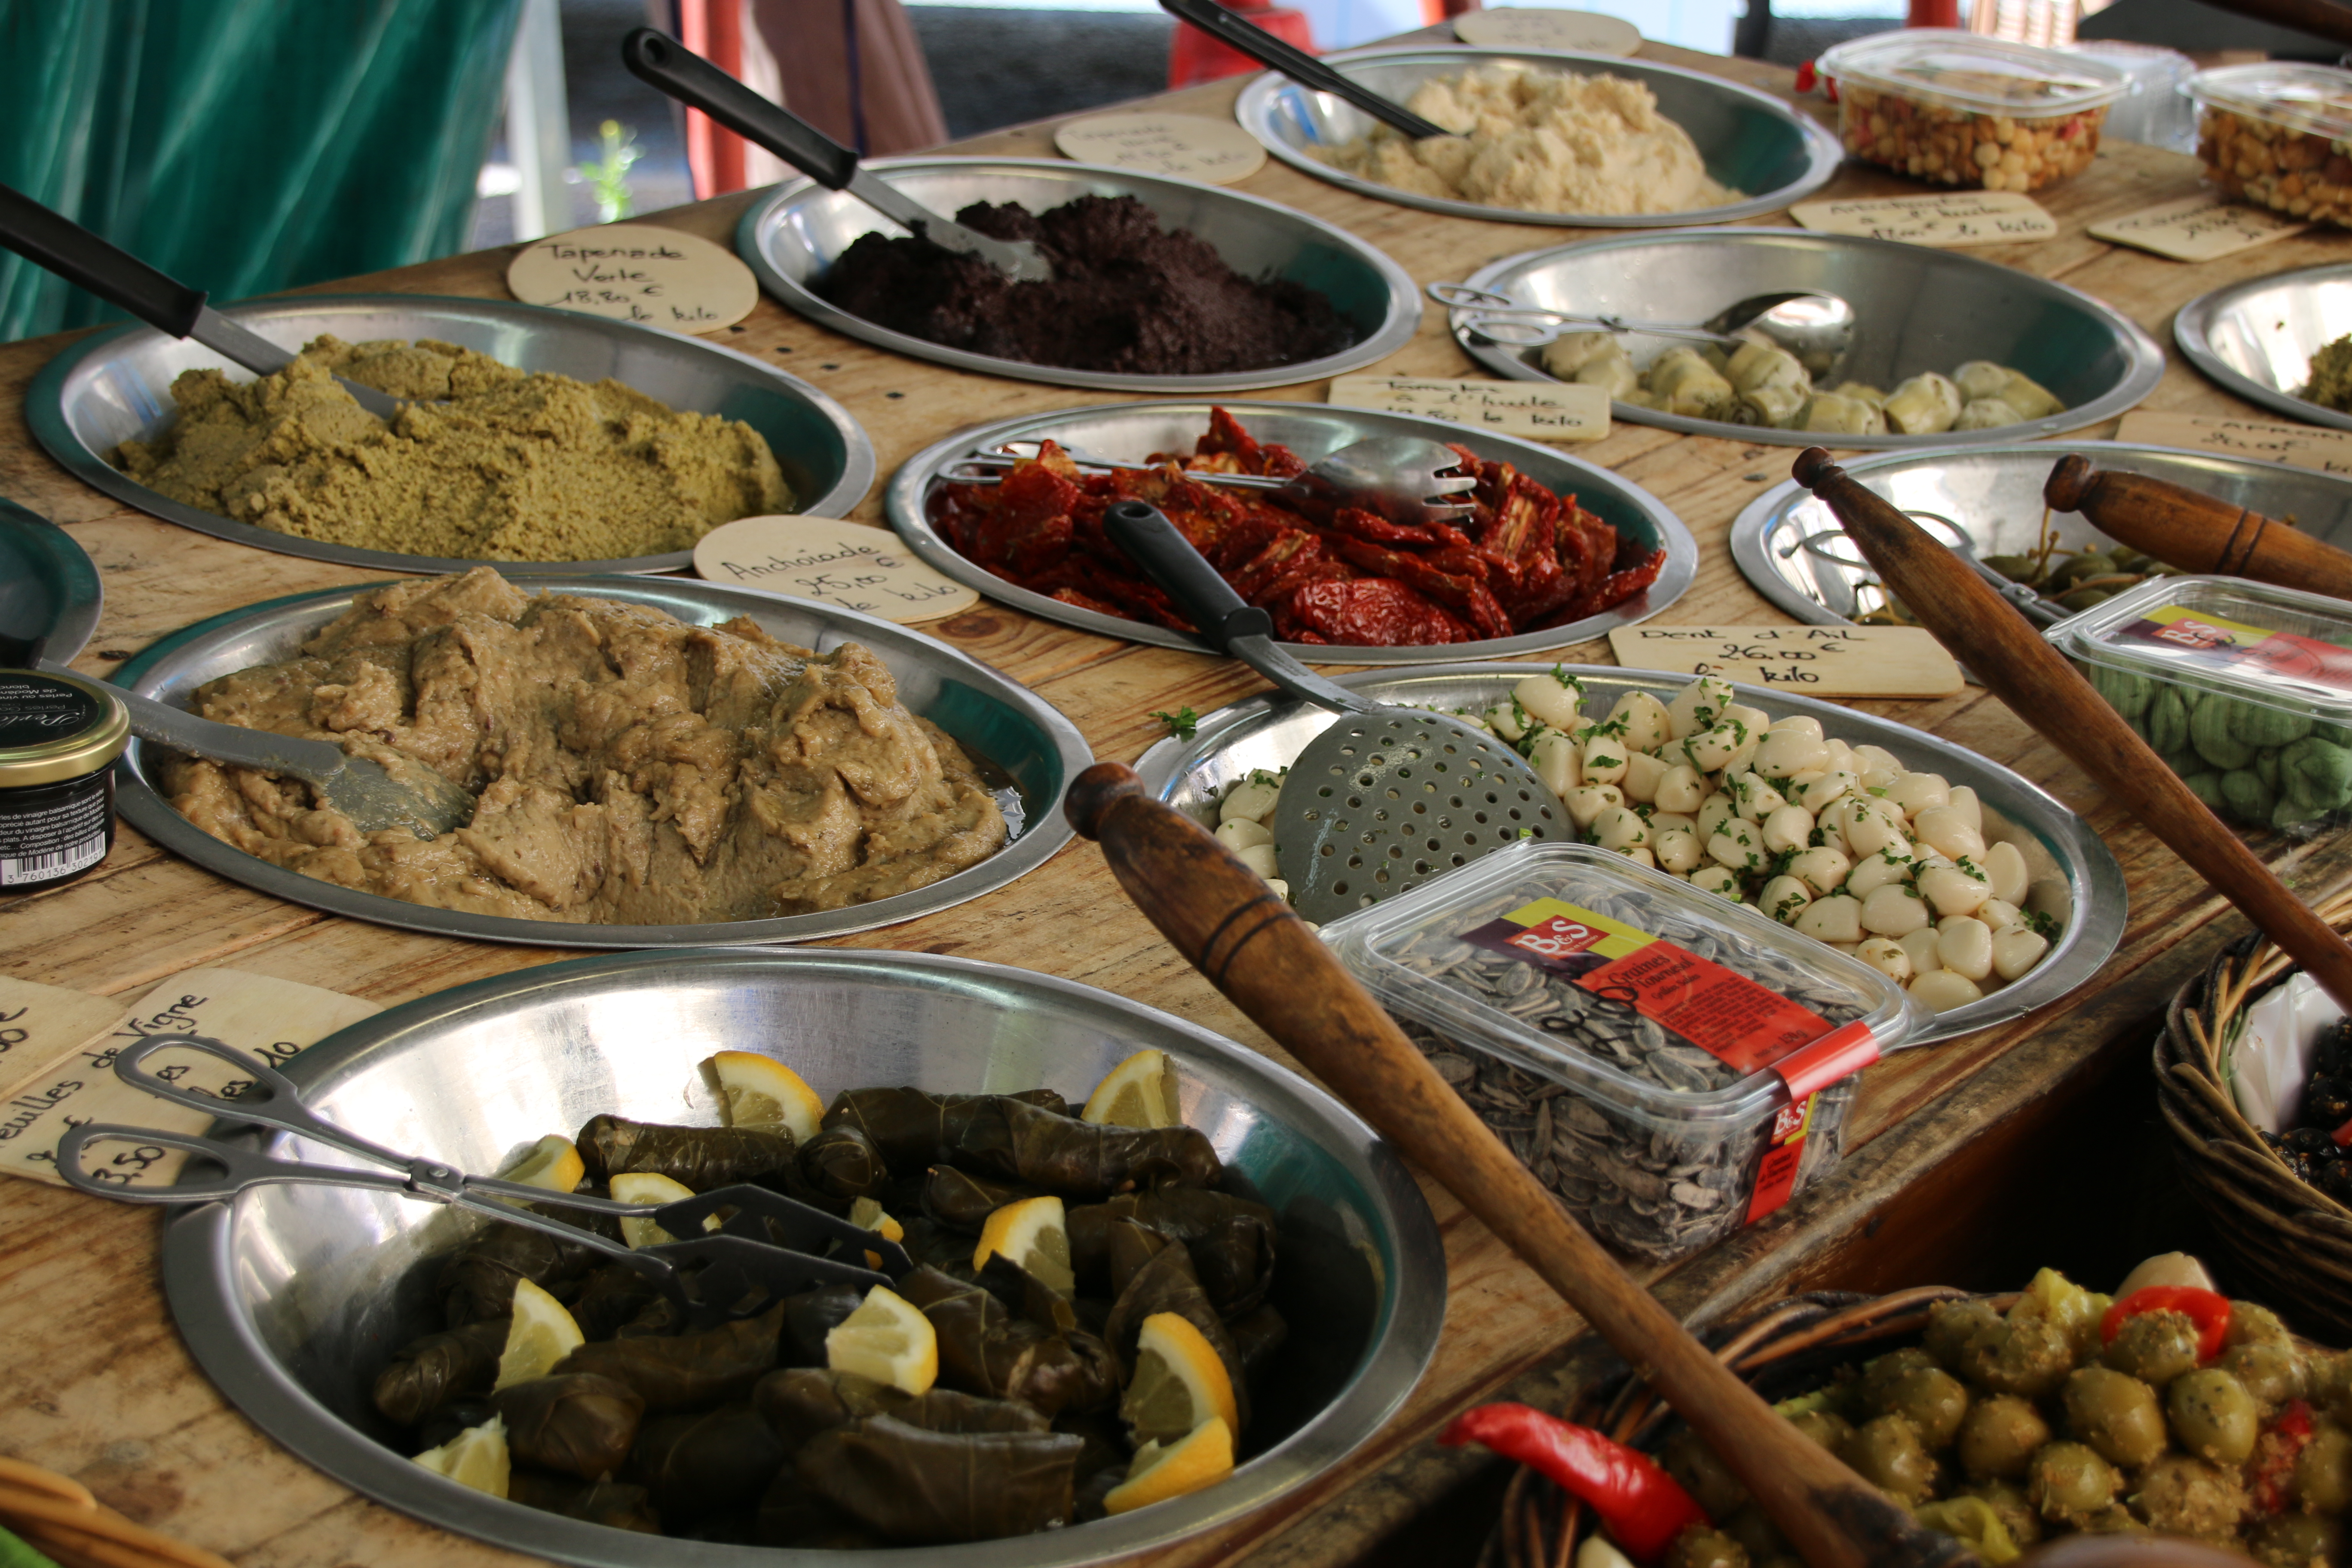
left=2066, top=41, right=2196, bottom=153
left=0, top=668, right=128, bottom=892
left=2187, top=63, right=2352, bottom=228
left=1818, top=31, right=2125, bottom=193
left=2045, top=575, right=2352, bottom=835
left=1322, top=841, right=1919, bottom=1260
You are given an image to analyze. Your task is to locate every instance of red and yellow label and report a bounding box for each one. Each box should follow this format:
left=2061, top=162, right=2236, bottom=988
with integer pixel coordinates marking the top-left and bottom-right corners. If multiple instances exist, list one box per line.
left=2120, top=604, right=2352, bottom=695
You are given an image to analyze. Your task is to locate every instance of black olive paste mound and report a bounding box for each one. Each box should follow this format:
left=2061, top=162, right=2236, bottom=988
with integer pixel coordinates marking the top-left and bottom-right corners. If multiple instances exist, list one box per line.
left=818, top=195, right=1359, bottom=377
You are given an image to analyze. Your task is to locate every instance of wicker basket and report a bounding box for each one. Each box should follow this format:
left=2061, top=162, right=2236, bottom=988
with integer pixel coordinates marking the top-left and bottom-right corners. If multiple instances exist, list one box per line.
left=2155, top=887, right=2352, bottom=1343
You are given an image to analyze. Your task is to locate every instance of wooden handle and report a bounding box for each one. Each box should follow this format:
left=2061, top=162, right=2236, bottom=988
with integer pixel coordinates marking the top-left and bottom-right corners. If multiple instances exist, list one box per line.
left=2046, top=454, right=2352, bottom=602
left=1798, top=447, right=2352, bottom=1014
left=1065, top=763, right=1972, bottom=1568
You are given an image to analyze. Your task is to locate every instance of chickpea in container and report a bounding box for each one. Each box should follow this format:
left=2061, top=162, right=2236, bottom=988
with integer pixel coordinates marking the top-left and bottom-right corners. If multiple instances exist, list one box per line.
left=1816, top=31, right=2126, bottom=194
left=2188, top=62, right=2352, bottom=228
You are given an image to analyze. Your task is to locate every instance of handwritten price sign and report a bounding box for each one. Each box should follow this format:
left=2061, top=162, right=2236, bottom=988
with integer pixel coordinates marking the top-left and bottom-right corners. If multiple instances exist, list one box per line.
left=1052, top=113, right=1265, bottom=185
left=694, top=516, right=980, bottom=624
left=1791, top=190, right=2057, bottom=248
left=1328, top=376, right=1610, bottom=441
left=2113, top=411, right=2352, bottom=478
left=2089, top=195, right=2309, bottom=262
left=506, top=223, right=758, bottom=333
left=1606, top=624, right=1963, bottom=697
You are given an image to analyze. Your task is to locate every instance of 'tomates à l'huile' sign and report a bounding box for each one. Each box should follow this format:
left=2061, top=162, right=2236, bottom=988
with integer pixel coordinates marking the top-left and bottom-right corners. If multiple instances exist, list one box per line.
left=693, top=516, right=980, bottom=623
left=506, top=223, right=759, bottom=333
left=1605, top=624, right=1963, bottom=697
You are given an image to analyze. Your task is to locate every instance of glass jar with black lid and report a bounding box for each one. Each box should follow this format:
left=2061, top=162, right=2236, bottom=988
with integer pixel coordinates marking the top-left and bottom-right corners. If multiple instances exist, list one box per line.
left=0, top=668, right=130, bottom=892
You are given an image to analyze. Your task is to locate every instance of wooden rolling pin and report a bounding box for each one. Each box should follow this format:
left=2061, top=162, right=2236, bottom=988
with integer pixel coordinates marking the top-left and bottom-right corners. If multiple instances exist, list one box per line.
left=2046, top=454, right=2352, bottom=602
left=1798, top=447, right=2352, bottom=1014
left=1066, top=763, right=1973, bottom=1568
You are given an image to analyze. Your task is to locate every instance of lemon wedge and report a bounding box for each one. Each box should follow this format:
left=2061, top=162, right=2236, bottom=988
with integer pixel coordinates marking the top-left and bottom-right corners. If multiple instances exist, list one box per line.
left=494, top=1278, right=585, bottom=1391
left=826, top=1284, right=937, bottom=1395
left=413, top=1415, right=511, bottom=1498
left=1121, top=1311, right=1239, bottom=1444
left=973, top=1194, right=1075, bottom=1293
left=499, top=1134, right=585, bottom=1196
left=849, top=1196, right=905, bottom=1271
left=609, top=1171, right=708, bottom=1249
left=1104, top=1416, right=1234, bottom=1515
left=705, top=1050, right=824, bottom=1143
left=1081, top=1048, right=1182, bottom=1130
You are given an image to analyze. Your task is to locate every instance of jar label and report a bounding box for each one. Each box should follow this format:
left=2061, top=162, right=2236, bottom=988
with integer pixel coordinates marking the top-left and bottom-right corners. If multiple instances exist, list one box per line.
left=1744, top=1092, right=1822, bottom=1224
left=0, top=784, right=110, bottom=886
left=0, top=673, right=100, bottom=753
left=2111, top=603, right=2352, bottom=696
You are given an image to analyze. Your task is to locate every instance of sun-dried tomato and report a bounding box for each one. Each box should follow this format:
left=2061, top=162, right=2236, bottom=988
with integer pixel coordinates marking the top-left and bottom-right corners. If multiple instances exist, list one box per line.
left=1278, top=578, right=1469, bottom=645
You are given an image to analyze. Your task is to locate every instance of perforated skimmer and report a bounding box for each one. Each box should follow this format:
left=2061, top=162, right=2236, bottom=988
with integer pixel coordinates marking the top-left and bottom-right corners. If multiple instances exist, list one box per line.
left=1102, top=501, right=1566, bottom=924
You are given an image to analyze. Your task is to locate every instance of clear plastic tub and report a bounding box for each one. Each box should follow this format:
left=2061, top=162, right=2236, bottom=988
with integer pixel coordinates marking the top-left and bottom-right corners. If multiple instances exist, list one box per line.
left=1818, top=31, right=2125, bottom=193
left=2187, top=62, right=2352, bottom=228
left=2045, top=575, right=2352, bottom=835
left=2065, top=41, right=2197, bottom=153
left=1322, top=841, right=1920, bottom=1260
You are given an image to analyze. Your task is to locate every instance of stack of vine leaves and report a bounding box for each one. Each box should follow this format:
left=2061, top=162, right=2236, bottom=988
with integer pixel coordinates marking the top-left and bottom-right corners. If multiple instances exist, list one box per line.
left=370, top=1049, right=1286, bottom=1544
left=930, top=407, right=1667, bottom=645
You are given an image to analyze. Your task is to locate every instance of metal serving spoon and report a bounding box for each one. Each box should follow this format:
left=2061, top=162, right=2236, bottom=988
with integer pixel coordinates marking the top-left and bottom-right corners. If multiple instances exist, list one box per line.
left=1430, top=281, right=1859, bottom=379
left=947, top=435, right=1477, bottom=527
left=623, top=28, right=1052, bottom=284
left=1103, top=500, right=1565, bottom=925
left=0, top=181, right=413, bottom=421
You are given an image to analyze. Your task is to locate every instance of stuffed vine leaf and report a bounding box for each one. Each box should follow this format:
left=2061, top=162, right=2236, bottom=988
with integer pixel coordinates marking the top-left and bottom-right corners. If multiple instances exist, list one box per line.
left=438, top=1218, right=602, bottom=1329
left=557, top=1302, right=784, bottom=1412
left=819, top=1087, right=1068, bottom=1169
left=778, top=1282, right=867, bottom=1368
left=630, top=1405, right=790, bottom=1520
left=575, top=1114, right=798, bottom=1191
left=795, top=1414, right=1084, bottom=1543
left=756, top=1367, right=1054, bottom=1450
left=1103, top=1242, right=1250, bottom=1430
left=568, top=1265, right=662, bottom=1342
left=373, top=1317, right=508, bottom=1426
left=756, top=1467, right=873, bottom=1549
left=896, top=1265, right=1121, bottom=1417
left=493, top=1373, right=646, bottom=1481
left=793, top=1126, right=889, bottom=1210
left=1069, top=1188, right=1277, bottom=1276
left=922, top=1165, right=1040, bottom=1233
left=507, top=1472, right=663, bottom=1533
left=1190, top=1211, right=1279, bottom=1319
left=951, top=1098, right=1222, bottom=1198
left=1229, top=1302, right=1290, bottom=1380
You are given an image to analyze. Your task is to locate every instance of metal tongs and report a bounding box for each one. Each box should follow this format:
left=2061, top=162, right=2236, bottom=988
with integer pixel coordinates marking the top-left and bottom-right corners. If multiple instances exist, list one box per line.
left=944, top=436, right=1476, bottom=527
left=58, top=1035, right=911, bottom=1331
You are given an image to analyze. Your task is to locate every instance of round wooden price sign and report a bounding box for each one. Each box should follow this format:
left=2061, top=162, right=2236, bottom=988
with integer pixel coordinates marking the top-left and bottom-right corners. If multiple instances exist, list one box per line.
left=1053, top=113, right=1267, bottom=185
left=1452, top=9, right=1641, bottom=54
left=506, top=223, right=760, bottom=334
left=693, top=516, right=979, bottom=624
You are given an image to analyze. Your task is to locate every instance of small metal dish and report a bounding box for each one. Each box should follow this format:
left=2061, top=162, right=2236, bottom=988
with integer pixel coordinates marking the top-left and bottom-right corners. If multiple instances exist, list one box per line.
left=2176, top=261, right=2352, bottom=431
left=1134, top=665, right=2126, bottom=1047
left=0, top=496, right=102, bottom=663
left=886, top=400, right=1696, bottom=666
left=161, top=946, right=1446, bottom=1568
left=1730, top=440, right=2352, bottom=627
left=111, top=576, right=1090, bottom=948
left=1455, top=229, right=2165, bottom=449
left=27, top=294, right=877, bottom=576
left=1232, top=48, right=1843, bottom=228
left=734, top=157, right=1421, bottom=394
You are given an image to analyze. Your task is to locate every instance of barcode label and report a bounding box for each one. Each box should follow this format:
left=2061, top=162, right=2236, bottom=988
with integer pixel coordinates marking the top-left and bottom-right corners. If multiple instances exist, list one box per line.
left=0, top=833, right=107, bottom=886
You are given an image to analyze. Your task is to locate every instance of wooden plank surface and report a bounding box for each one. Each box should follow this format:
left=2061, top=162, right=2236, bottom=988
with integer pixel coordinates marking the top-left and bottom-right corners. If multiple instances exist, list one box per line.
left=3, top=31, right=2346, bottom=1568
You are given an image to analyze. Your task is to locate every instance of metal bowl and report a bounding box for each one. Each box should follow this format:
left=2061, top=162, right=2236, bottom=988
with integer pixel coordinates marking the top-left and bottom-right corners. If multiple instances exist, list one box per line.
left=1134, top=665, right=2126, bottom=1047
left=1232, top=48, right=1843, bottom=227
left=26, top=294, right=877, bottom=576
left=111, top=576, right=1090, bottom=948
left=161, top=947, right=1446, bottom=1568
left=1455, top=229, right=2165, bottom=448
left=1730, top=440, right=2352, bottom=627
left=734, top=158, right=1420, bottom=394
left=2176, top=261, right=2352, bottom=430
left=887, top=400, right=1696, bottom=666
left=0, top=496, right=102, bottom=663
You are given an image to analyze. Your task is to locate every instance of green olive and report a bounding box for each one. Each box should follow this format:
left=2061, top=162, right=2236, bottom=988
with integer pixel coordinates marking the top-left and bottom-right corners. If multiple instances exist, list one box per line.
left=2226, top=1301, right=2291, bottom=1348
left=1957, top=1314, right=2077, bottom=1399
left=2297, top=1421, right=2352, bottom=1515
left=1876, top=1367, right=1971, bottom=1451
left=2048, top=553, right=2114, bottom=591
left=1981, top=553, right=2043, bottom=584
left=1662, top=1427, right=1750, bottom=1522
left=2057, top=587, right=2115, bottom=611
left=2112, top=551, right=2155, bottom=574
left=1957, top=1395, right=2052, bottom=1481
left=2128, top=1453, right=2249, bottom=1540
left=1912, top=1496, right=2016, bottom=1562
left=1925, top=1299, right=2003, bottom=1369
left=2246, top=1509, right=2343, bottom=1568
left=2219, top=1339, right=2306, bottom=1414
left=1664, top=1527, right=1749, bottom=1568
left=2063, top=1366, right=2168, bottom=1468
left=2102, top=1308, right=2202, bottom=1386
left=1720, top=1505, right=1788, bottom=1562
left=1786, top=1409, right=1854, bottom=1455
left=1859, top=1348, right=1939, bottom=1408
left=2027, top=1439, right=2121, bottom=1525
left=2168, top=1368, right=2259, bottom=1465
left=1838, top=1415, right=1938, bottom=1505
left=1959, top=1479, right=2041, bottom=1547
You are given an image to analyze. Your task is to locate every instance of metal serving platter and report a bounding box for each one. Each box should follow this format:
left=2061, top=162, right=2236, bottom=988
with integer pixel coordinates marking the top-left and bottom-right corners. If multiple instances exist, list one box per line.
left=2176, top=261, right=2352, bottom=431
left=111, top=576, right=1090, bottom=948
left=161, top=946, right=1446, bottom=1568
left=1730, top=440, right=2352, bottom=627
left=0, top=496, right=101, bottom=663
left=1135, top=665, right=2126, bottom=1047
left=1455, top=229, right=2166, bottom=449
left=26, top=294, right=876, bottom=576
left=735, top=157, right=1420, bottom=394
left=1233, top=48, right=1843, bottom=227
left=887, top=400, right=1696, bottom=665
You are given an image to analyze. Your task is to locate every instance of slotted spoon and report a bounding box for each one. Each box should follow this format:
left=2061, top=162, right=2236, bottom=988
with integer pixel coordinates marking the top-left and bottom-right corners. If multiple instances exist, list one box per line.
left=949, top=435, right=1477, bottom=527
left=1103, top=500, right=1565, bottom=924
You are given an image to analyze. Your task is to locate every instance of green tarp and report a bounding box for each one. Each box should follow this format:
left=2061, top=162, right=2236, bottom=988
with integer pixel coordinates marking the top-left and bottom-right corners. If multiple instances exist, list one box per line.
left=0, top=0, right=519, bottom=343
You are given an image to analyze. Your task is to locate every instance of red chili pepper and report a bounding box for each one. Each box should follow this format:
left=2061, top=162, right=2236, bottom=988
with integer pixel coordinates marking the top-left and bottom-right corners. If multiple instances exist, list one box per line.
left=2251, top=1400, right=2315, bottom=1515
left=2100, top=1285, right=2233, bottom=1363
left=1439, top=1403, right=1708, bottom=1563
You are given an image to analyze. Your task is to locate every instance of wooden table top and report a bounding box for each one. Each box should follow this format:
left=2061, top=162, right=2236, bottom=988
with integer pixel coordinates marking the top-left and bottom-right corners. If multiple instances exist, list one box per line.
left=5, top=31, right=2349, bottom=1568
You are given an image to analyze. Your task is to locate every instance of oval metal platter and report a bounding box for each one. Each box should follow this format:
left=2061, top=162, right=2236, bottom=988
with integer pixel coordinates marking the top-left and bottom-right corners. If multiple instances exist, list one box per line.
left=1134, top=665, right=2126, bottom=1047
left=1453, top=228, right=2166, bottom=449
left=0, top=496, right=102, bottom=664
left=2175, top=260, right=2352, bottom=432
left=26, top=294, right=877, bottom=576
left=887, top=399, right=1697, bottom=666
left=111, top=576, right=1090, bottom=948
left=161, top=946, right=1447, bottom=1568
left=1729, top=440, right=2352, bottom=627
left=1232, top=47, right=1843, bottom=227
left=734, top=157, right=1421, bottom=394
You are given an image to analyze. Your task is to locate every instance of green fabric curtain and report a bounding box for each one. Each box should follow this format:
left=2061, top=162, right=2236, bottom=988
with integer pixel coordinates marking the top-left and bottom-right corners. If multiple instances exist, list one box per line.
left=0, top=0, right=521, bottom=343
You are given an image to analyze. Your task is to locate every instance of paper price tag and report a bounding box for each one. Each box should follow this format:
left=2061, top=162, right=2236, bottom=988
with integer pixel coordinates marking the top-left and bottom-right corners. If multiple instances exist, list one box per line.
left=2089, top=194, right=2310, bottom=262
left=1606, top=624, right=1964, bottom=697
left=1451, top=8, right=1641, bottom=54
left=0, top=976, right=132, bottom=1106
left=1791, top=190, right=2057, bottom=247
left=0, top=968, right=380, bottom=1189
left=693, top=516, right=979, bottom=624
left=1328, top=376, right=1609, bottom=441
left=1052, top=113, right=1266, bottom=185
left=506, top=223, right=759, bottom=333
left=2113, top=411, right=2352, bottom=478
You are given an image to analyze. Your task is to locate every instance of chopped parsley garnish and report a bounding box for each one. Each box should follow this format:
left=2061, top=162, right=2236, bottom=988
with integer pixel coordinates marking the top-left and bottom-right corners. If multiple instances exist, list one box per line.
left=1152, top=707, right=1199, bottom=740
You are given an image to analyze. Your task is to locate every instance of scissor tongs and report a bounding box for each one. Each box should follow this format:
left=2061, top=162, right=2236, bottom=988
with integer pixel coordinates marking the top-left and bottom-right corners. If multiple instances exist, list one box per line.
left=58, top=1035, right=913, bottom=1330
